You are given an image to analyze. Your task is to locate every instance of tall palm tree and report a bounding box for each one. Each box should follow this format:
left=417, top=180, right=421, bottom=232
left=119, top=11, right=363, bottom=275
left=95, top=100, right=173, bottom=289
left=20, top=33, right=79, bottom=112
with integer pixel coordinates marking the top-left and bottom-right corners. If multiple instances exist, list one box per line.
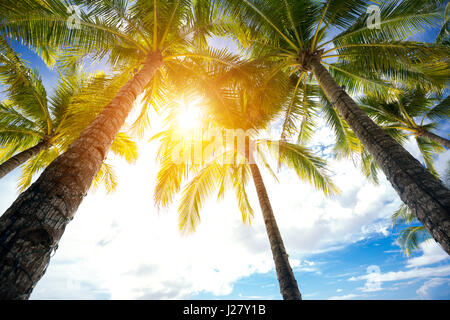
left=152, top=60, right=338, bottom=299
left=326, top=89, right=448, bottom=256
left=218, top=0, right=450, bottom=254
left=0, top=36, right=137, bottom=188
left=356, top=90, right=449, bottom=256
left=0, top=0, right=234, bottom=299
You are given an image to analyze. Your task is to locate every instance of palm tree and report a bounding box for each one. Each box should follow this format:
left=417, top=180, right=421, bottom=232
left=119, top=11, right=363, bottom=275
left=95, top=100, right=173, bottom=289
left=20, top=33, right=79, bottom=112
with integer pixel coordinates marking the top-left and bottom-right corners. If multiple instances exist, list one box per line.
left=0, top=36, right=137, bottom=189
left=325, top=89, right=448, bottom=256
left=152, top=60, right=338, bottom=299
left=218, top=0, right=450, bottom=254
left=355, top=90, right=449, bottom=256
left=0, top=0, right=234, bottom=299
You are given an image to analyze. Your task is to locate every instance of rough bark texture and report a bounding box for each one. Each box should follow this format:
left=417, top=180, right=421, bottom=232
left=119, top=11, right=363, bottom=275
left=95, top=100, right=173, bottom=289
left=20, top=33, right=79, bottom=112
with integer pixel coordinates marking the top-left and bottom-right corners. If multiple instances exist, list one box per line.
left=421, top=130, right=450, bottom=149
left=0, top=141, right=49, bottom=179
left=0, top=51, right=162, bottom=299
left=249, top=163, right=302, bottom=300
left=310, top=58, right=450, bottom=255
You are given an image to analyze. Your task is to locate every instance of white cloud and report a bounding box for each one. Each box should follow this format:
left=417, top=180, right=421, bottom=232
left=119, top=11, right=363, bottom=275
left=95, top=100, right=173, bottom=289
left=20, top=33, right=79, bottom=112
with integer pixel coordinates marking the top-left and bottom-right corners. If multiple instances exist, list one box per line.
left=417, top=278, right=450, bottom=300
left=403, top=136, right=422, bottom=161
left=348, top=242, right=450, bottom=297
left=406, top=241, right=449, bottom=268
left=350, top=265, right=450, bottom=284
left=435, top=149, right=450, bottom=184
left=292, top=259, right=322, bottom=274
left=328, top=293, right=364, bottom=300
left=303, top=292, right=319, bottom=298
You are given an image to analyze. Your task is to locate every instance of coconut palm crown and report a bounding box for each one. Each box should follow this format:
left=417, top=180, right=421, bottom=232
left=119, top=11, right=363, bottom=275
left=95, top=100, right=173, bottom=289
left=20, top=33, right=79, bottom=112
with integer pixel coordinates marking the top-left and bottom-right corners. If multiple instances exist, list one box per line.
left=0, top=35, right=137, bottom=192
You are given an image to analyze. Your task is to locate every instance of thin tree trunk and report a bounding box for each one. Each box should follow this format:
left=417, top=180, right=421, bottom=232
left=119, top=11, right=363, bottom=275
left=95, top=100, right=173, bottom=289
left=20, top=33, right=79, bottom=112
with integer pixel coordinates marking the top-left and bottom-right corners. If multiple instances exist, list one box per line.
left=0, top=141, right=49, bottom=179
left=249, top=162, right=302, bottom=300
left=421, top=130, right=450, bottom=149
left=0, top=51, right=163, bottom=299
left=310, top=58, right=450, bottom=255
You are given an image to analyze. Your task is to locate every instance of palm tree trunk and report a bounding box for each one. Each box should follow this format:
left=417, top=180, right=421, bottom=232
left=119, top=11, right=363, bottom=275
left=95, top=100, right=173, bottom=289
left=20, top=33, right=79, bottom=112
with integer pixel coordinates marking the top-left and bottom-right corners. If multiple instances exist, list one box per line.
left=0, top=51, right=163, bottom=299
left=421, top=130, right=450, bottom=149
left=310, top=58, right=450, bottom=255
left=249, top=163, right=302, bottom=300
left=0, top=141, right=49, bottom=179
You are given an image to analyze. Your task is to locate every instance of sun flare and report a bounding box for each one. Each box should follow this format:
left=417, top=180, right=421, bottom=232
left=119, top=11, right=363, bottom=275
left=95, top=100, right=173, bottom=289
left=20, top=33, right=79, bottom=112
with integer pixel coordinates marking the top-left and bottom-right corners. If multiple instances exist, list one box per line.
left=175, top=98, right=203, bottom=131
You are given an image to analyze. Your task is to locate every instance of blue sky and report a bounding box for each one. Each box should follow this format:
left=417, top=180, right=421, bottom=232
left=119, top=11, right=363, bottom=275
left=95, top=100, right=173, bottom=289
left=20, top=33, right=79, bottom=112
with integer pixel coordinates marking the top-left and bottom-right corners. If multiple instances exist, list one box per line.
left=0, top=2, right=449, bottom=300
left=194, top=233, right=450, bottom=300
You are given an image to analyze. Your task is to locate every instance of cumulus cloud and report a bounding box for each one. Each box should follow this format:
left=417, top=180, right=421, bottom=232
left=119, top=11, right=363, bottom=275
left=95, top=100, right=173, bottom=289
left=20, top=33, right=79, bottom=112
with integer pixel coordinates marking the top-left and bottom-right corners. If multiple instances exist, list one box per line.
left=291, top=259, right=322, bottom=274
left=345, top=240, right=450, bottom=299
left=417, top=278, right=450, bottom=300
left=406, top=241, right=449, bottom=268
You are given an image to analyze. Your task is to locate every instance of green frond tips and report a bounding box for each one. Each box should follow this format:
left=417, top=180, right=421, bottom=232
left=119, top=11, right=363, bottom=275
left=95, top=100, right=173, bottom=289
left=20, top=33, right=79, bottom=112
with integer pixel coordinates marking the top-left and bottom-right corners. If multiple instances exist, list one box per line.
left=398, top=226, right=431, bottom=256
left=391, top=203, right=432, bottom=256
left=259, top=139, right=339, bottom=196
left=0, top=35, right=51, bottom=132
left=320, top=92, right=363, bottom=160
left=423, top=94, right=450, bottom=122
left=392, top=203, right=412, bottom=226
left=361, top=149, right=380, bottom=185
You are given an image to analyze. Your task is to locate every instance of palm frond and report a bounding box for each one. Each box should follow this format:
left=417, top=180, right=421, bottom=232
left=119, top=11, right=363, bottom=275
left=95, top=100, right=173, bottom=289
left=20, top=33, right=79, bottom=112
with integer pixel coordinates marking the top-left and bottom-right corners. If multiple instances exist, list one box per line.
left=259, top=139, right=339, bottom=196
left=110, top=132, right=139, bottom=164
left=422, top=94, right=450, bottom=122
left=320, top=93, right=362, bottom=159
left=0, top=35, right=50, bottom=131
left=361, top=149, right=380, bottom=185
left=232, top=164, right=254, bottom=225
left=178, top=161, right=225, bottom=233
left=398, top=226, right=431, bottom=256
left=416, top=136, right=441, bottom=177
left=17, top=145, right=58, bottom=192
left=90, top=161, right=119, bottom=194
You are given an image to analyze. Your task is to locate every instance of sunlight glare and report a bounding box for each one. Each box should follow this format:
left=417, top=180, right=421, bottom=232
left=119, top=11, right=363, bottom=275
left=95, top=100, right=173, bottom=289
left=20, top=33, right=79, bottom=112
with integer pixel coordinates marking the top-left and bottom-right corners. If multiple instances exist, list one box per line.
left=176, top=98, right=203, bottom=131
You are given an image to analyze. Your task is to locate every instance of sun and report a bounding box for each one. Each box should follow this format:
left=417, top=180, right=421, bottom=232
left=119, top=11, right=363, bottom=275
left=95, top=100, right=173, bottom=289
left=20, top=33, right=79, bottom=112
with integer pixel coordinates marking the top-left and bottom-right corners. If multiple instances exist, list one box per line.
left=175, top=98, right=203, bottom=131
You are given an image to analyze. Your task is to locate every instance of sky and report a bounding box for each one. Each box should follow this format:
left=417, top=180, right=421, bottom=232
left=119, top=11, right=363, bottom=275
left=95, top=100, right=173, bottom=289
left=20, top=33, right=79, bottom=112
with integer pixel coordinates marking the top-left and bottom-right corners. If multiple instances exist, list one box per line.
left=0, top=2, right=449, bottom=300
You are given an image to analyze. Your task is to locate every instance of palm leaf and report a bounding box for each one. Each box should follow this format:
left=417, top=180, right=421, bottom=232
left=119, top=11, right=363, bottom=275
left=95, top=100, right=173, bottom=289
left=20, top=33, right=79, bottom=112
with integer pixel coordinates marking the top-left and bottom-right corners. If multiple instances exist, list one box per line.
left=259, top=139, right=339, bottom=196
